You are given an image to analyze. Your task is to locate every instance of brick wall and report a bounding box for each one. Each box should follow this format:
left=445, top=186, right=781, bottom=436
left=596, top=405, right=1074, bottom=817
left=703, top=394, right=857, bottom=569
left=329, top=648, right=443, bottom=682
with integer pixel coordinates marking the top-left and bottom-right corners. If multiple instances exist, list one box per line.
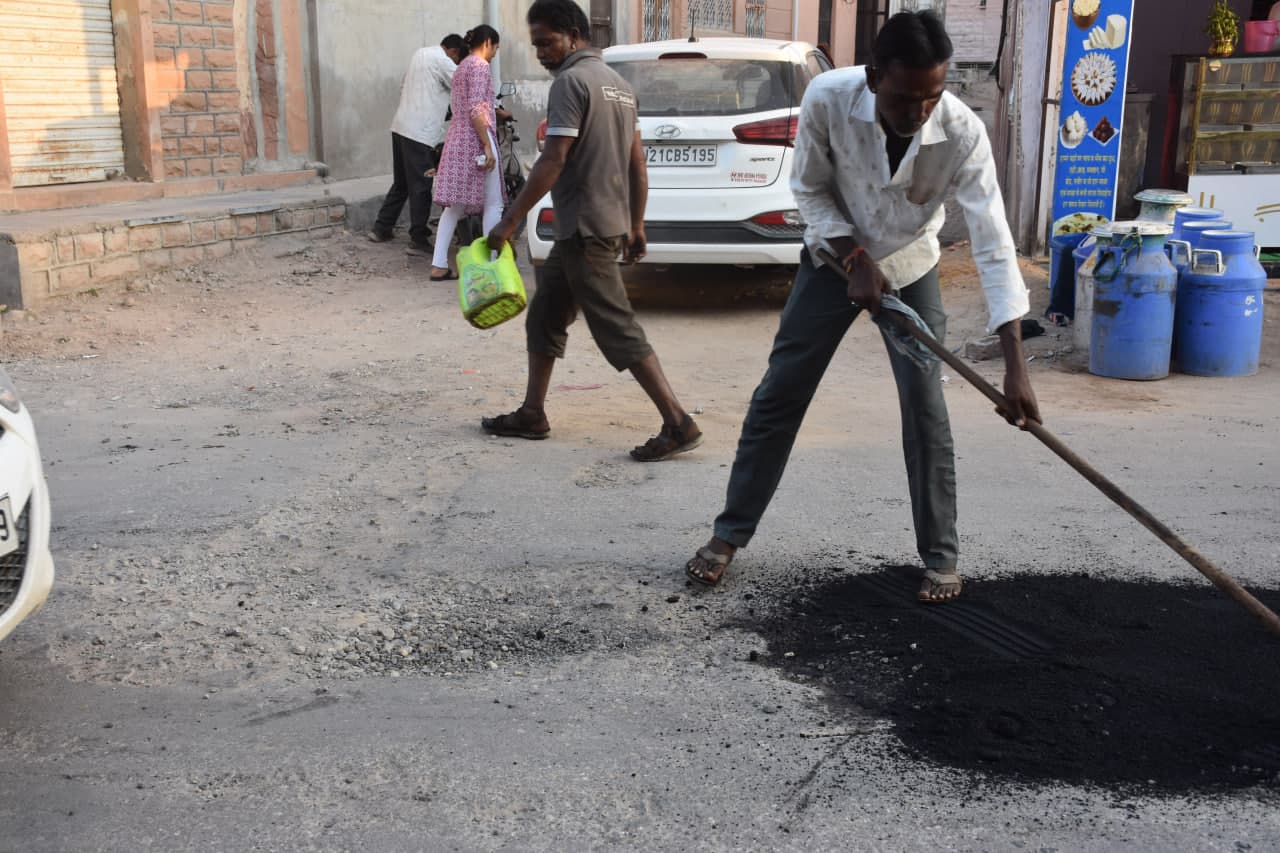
left=947, top=0, right=1002, bottom=65
left=11, top=201, right=346, bottom=304
left=152, top=0, right=245, bottom=179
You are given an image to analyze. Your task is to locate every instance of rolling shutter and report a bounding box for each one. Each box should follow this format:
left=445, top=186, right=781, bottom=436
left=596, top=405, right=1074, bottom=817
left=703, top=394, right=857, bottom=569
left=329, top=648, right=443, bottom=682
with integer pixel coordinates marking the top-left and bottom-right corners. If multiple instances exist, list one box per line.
left=0, top=0, right=127, bottom=187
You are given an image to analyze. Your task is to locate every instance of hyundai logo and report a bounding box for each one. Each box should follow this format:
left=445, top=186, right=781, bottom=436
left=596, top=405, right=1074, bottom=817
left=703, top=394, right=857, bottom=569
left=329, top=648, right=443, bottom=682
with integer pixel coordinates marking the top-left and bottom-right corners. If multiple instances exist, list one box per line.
left=654, top=124, right=681, bottom=139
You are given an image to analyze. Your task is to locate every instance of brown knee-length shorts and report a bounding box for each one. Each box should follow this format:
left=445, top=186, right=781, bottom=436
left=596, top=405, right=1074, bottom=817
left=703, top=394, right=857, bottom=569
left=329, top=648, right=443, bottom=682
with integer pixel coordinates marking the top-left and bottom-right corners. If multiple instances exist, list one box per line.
left=525, top=235, right=654, bottom=371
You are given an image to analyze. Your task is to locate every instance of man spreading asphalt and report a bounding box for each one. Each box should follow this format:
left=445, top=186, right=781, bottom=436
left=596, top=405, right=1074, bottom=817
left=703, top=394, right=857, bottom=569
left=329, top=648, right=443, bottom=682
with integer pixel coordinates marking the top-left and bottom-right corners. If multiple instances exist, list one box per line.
left=483, top=0, right=702, bottom=462
left=369, top=34, right=464, bottom=253
left=683, top=11, right=1040, bottom=603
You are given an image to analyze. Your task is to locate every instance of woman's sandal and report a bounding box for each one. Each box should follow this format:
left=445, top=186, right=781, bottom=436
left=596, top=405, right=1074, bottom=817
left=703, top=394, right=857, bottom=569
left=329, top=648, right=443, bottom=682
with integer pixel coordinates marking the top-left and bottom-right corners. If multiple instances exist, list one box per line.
left=686, top=546, right=733, bottom=586
left=918, top=569, right=963, bottom=604
left=430, top=270, right=458, bottom=282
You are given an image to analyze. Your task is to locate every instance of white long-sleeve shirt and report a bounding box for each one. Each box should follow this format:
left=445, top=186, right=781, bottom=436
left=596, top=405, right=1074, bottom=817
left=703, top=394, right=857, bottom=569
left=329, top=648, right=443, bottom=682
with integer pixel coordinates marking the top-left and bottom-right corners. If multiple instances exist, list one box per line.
left=791, top=66, right=1029, bottom=333
left=390, top=46, right=456, bottom=148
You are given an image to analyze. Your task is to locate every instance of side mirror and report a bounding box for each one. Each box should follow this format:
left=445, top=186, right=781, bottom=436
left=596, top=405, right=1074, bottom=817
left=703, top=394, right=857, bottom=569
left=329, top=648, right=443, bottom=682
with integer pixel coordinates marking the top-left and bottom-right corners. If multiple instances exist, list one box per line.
left=499, top=82, right=517, bottom=97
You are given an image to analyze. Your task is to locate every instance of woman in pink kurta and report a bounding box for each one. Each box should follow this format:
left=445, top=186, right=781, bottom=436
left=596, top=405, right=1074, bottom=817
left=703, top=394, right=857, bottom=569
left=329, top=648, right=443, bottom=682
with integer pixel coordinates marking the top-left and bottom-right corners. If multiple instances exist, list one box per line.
left=430, top=26, right=506, bottom=280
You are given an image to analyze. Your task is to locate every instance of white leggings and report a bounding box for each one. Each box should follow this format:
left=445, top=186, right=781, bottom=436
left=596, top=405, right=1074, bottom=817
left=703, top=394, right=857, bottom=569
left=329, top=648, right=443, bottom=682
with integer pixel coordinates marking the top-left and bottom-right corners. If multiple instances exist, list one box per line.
left=432, top=141, right=504, bottom=269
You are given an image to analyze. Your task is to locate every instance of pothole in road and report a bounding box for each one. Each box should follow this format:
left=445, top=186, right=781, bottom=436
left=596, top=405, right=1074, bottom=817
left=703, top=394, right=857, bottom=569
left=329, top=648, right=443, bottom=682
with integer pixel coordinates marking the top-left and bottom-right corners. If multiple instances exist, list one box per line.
left=742, top=566, right=1280, bottom=791
left=300, top=593, right=664, bottom=679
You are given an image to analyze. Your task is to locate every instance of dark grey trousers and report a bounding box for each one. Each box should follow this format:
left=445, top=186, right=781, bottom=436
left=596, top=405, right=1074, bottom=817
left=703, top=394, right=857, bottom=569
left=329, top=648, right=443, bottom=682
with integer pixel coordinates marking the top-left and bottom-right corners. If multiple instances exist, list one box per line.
left=374, top=133, right=438, bottom=245
left=713, top=252, right=958, bottom=570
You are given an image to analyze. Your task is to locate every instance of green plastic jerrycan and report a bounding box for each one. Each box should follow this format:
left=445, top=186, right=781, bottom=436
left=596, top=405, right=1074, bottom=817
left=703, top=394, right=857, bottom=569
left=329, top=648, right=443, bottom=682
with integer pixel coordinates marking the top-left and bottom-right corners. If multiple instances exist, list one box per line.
left=457, top=237, right=527, bottom=329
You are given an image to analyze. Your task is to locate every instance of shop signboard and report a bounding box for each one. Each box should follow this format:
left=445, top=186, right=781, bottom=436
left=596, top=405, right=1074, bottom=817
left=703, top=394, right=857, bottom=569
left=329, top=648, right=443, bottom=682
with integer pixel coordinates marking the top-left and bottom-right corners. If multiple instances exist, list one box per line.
left=1048, top=0, right=1135, bottom=241
left=1187, top=174, right=1280, bottom=248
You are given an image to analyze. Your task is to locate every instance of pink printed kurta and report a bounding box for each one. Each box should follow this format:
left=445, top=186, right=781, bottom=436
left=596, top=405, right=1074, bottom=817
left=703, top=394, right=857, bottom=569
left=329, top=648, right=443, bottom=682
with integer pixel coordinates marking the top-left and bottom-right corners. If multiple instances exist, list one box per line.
left=433, top=55, right=506, bottom=212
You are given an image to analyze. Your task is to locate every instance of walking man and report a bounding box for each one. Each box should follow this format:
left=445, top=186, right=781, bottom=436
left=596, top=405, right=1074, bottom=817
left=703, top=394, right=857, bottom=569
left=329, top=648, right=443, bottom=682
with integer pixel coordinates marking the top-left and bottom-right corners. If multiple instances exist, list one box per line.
left=682, top=11, right=1040, bottom=602
left=483, top=0, right=703, bottom=462
left=368, top=34, right=465, bottom=252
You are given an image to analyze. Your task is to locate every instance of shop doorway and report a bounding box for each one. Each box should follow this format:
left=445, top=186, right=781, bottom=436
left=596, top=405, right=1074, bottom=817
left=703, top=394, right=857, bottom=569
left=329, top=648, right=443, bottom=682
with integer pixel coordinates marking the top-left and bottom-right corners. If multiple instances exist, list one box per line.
left=0, top=0, right=127, bottom=187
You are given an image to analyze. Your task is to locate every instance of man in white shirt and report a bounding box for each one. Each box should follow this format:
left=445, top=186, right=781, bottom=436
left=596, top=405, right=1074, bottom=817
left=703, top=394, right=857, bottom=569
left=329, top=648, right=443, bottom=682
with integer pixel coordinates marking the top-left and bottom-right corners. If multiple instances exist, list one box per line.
left=683, top=11, right=1040, bottom=604
left=369, top=34, right=464, bottom=252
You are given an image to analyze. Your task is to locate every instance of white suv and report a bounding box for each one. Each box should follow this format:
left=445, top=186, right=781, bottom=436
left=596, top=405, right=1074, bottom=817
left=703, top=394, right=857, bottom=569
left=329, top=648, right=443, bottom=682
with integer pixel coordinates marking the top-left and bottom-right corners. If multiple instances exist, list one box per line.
left=526, top=38, right=832, bottom=267
left=0, top=368, right=53, bottom=644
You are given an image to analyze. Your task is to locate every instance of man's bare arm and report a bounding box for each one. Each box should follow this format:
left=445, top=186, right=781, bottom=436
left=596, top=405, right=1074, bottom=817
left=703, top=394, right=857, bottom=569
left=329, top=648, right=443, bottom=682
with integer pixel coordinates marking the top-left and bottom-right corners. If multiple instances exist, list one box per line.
left=996, top=319, right=1041, bottom=427
left=624, top=130, right=648, bottom=263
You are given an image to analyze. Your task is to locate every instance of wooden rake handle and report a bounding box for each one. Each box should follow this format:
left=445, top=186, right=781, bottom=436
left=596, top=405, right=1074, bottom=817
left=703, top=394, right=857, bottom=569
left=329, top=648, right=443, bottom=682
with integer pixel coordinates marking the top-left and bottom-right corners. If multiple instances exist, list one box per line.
left=815, top=248, right=1280, bottom=636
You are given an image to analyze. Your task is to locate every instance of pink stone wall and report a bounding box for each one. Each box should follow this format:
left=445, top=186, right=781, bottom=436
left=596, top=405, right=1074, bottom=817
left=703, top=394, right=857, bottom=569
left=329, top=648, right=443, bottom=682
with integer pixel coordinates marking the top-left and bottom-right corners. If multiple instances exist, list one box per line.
left=152, top=0, right=245, bottom=179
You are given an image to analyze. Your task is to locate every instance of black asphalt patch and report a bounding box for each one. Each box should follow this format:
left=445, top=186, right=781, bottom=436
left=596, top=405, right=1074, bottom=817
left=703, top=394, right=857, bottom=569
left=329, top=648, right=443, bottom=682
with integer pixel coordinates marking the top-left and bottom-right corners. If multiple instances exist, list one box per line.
left=741, top=566, right=1280, bottom=791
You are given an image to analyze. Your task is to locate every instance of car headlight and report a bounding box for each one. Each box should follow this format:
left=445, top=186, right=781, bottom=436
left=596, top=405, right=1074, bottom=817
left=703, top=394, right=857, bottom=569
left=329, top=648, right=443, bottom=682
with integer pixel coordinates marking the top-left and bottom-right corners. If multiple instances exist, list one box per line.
left=0, top=368, right=23, bottom=414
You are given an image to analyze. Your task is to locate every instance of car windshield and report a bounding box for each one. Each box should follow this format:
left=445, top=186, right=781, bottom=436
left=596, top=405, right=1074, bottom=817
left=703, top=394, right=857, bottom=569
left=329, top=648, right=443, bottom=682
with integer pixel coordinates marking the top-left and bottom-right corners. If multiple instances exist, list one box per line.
left=609, top=58, right=797, bottom=117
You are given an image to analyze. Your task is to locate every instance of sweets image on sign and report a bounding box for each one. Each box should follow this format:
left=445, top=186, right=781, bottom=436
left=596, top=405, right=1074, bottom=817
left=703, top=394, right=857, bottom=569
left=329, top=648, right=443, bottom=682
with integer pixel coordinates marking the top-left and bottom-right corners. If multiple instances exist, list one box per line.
left=1072, top=0, right=1100, bottom=30
left=1061, top=110, right=1089, bottom=148
left=1052, top=211, right=1109, bottom=236
left=1092, top=115, right=1116, bottom=145
left=1071, top=52, right=1117, bottom=106
left=1082, top=14, right=1127, bottom=50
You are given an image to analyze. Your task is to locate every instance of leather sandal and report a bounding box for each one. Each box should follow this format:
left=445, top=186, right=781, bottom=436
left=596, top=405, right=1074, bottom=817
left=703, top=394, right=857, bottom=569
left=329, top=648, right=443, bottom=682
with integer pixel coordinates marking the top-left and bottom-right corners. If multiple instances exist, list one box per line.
left=918, top=569, right=963, bottom=604
left=686, top=546, right=732, bottom=586
left=481, top=406, right=550, bottom=440
left=630, top=415, right=703, bottom=462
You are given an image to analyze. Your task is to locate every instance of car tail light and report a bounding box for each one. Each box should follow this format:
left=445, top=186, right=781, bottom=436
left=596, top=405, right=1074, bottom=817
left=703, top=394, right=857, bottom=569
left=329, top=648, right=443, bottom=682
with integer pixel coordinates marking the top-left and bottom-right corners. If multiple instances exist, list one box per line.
left=535, top=208, right=555, bottom=240
left=733, top=115, right=799, bottom=147
left=751, top=210, right=805, bottom=227
left=536, top=119, right=547, bottom=152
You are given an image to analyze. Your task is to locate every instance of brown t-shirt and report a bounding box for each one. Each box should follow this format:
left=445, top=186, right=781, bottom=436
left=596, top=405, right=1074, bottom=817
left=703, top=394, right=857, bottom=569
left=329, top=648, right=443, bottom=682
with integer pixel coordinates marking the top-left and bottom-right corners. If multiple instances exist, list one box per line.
left=544, top=49, right=637, bottom=241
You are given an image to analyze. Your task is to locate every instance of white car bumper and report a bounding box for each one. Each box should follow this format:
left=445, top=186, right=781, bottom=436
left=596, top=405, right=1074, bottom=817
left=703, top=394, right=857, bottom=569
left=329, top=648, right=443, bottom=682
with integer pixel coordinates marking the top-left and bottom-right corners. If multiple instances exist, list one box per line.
left=0, top=402, right=54, bottom=643
left=525, top=183, right=803, bottom=267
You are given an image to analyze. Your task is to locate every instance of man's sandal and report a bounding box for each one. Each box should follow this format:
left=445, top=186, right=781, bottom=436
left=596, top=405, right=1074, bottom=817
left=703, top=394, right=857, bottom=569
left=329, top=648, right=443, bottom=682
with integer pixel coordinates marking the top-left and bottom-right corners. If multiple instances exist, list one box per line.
left=630, top=415, right=703, bottom=462
left=918, top=569, right=963, bottom=604
left=686, top=546, right=732, bottom=586
left=481, top=407, right=550, bottom=440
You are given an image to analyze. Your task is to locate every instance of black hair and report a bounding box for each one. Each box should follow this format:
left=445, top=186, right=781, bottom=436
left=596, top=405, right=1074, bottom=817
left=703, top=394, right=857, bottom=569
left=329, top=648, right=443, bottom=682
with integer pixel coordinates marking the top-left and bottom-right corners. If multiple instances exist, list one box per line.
left=440, top=34, right=466, bottom=53
left=526, top=0, right=591, bottom=41
left=872, top=10, right=953, bottom=71
left=464, top=25, right=500, bottom=50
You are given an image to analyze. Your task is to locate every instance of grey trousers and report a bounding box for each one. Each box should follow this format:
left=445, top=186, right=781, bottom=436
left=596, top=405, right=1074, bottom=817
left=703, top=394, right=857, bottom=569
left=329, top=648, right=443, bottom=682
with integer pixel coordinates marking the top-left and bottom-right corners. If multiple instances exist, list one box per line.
left=713, top=252, right=959, bottom=570
left=374, top=133, right=438, bottom=245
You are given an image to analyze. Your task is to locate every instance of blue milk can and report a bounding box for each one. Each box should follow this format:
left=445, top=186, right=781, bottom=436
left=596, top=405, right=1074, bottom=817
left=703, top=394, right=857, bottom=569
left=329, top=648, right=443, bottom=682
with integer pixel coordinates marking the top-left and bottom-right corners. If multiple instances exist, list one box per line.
left=1073, top=234, right=1096, bottom=276
left=1073, top=225, right=1117, bottom=352
left=1089, top=222, right=1178, bottom=380
left=1172, top=206, right=1224, bottom=240
left=1174, top=230, right=1266, bottom=377
left=1166, top=219, right=1231, bottom=272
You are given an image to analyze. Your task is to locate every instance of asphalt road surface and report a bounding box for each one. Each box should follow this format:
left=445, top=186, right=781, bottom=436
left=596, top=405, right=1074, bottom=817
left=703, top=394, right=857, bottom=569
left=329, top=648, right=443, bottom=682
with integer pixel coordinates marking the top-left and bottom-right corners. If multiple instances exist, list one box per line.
left=1, top=235, right=1277, bottom=851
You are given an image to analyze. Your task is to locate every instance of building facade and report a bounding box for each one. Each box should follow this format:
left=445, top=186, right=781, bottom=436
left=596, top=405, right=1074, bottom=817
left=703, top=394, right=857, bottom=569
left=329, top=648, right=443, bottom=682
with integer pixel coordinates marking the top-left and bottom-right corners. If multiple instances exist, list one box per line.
left=623, top=0, right=860, bottom=66
left=992, top=0, right=1261, bottom=255
left=0, top=0, right=1004, bottom=213
left=0, top=0, right=317, bottom=213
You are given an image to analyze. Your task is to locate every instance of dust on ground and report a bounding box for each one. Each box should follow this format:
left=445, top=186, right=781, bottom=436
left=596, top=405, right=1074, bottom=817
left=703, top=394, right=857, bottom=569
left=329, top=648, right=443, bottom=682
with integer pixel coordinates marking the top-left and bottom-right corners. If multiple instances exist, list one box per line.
left=2, top=231, right=1278, bottom=801
left=0, top=236, right=1067, bottom=692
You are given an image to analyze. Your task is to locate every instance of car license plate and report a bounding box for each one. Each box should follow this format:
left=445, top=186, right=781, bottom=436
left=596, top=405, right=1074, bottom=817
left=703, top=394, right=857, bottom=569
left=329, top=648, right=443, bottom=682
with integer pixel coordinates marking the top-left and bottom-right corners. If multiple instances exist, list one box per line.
left=0, top=496, right=17, bottom=559
left=645, top=144, right=717, bottom=167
